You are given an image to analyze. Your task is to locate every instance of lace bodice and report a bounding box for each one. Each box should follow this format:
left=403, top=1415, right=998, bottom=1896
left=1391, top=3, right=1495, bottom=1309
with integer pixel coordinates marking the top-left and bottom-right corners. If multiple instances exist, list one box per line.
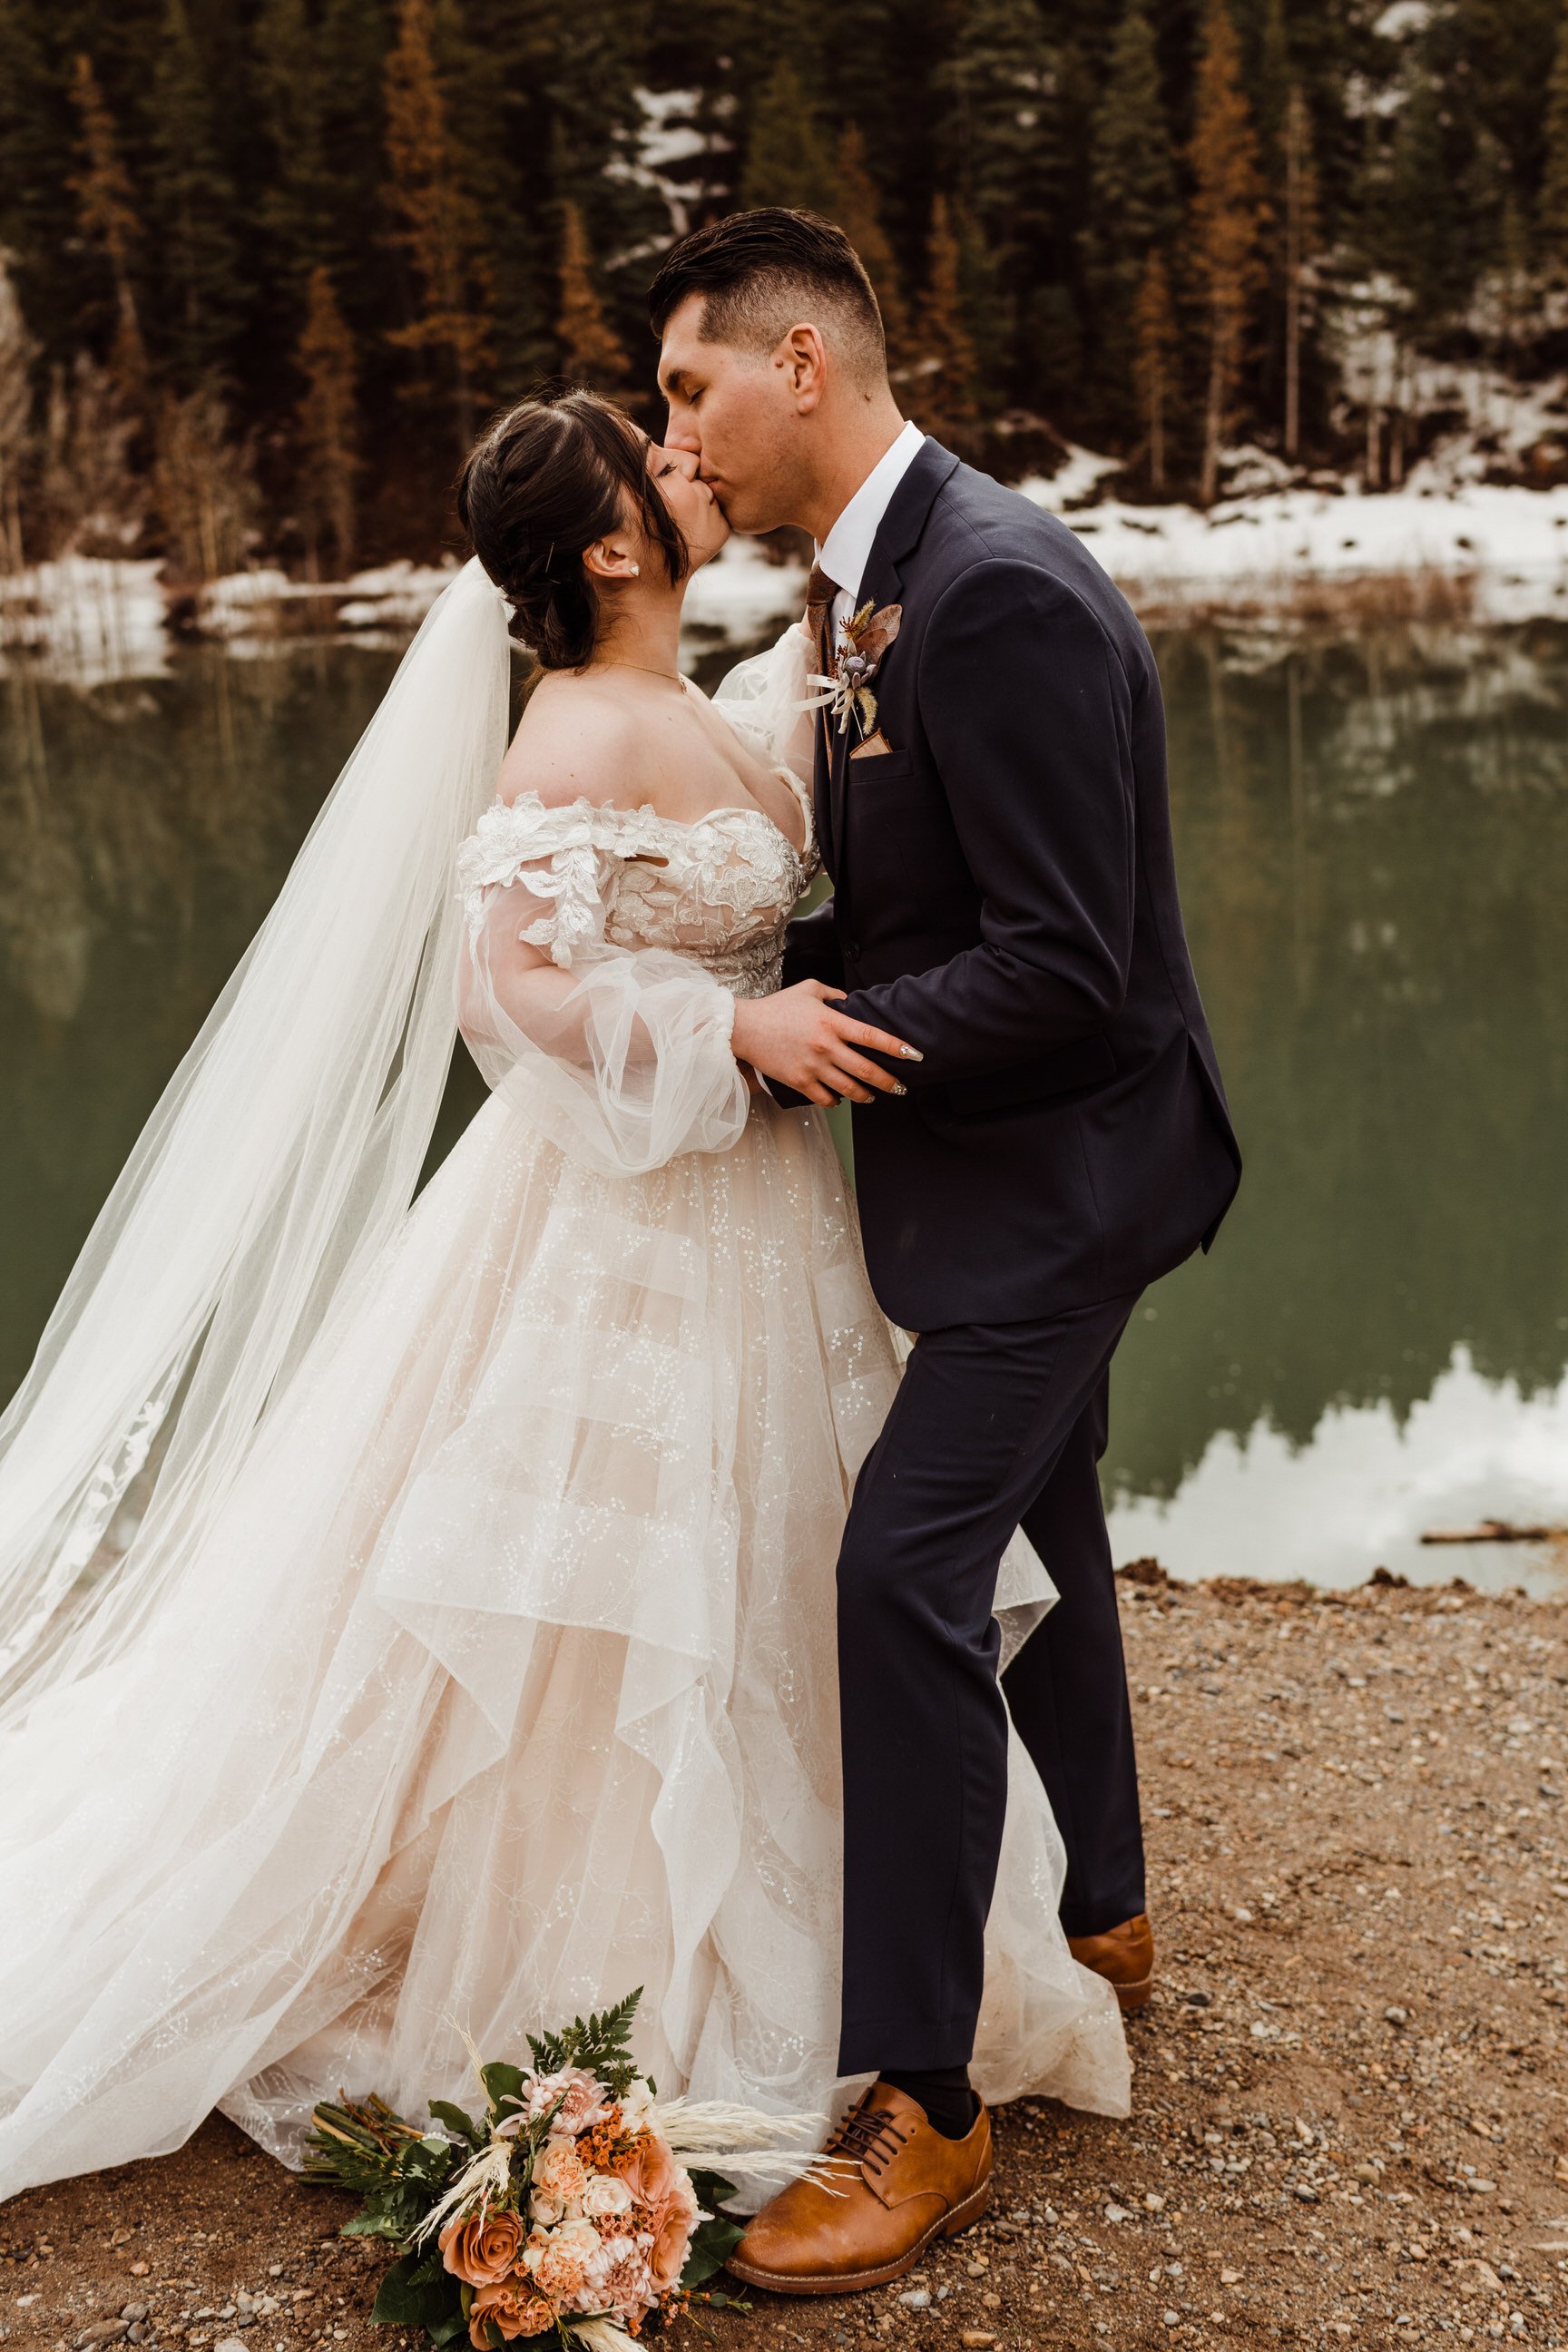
left=456, top=779, right=818, bottom=1000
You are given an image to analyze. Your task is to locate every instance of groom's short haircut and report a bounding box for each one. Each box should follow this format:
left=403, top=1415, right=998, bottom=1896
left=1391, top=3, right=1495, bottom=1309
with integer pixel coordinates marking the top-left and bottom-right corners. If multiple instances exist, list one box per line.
left=649, top=209, right=887, bottom=383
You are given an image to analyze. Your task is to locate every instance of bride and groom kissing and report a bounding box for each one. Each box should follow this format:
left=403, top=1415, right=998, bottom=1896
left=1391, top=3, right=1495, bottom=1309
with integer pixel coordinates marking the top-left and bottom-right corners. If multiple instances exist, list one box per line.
left=0, top=208, right=1240, bottom=2296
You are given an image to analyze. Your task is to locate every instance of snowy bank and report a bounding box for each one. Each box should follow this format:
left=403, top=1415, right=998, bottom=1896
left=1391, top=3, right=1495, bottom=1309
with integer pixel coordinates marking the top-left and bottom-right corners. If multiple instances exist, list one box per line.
left=15, top=466, right=1568, bottom=686
left=1023, top=463, right=1568, bottom=623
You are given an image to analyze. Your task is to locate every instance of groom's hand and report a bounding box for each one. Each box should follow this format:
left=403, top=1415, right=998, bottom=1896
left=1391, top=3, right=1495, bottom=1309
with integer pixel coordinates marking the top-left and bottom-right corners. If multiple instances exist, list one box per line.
left=731, top=982, right=920, bottom=1107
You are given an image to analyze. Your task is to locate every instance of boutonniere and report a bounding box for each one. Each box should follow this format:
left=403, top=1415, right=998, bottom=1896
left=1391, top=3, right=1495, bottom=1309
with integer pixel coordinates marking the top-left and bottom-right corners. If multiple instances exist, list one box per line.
left=808, top=600, right=903, bottom=740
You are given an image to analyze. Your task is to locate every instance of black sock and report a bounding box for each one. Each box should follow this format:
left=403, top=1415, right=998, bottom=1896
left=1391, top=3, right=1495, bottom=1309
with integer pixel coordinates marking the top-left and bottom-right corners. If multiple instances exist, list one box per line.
left=880, top=2063, right=978, bottom=2141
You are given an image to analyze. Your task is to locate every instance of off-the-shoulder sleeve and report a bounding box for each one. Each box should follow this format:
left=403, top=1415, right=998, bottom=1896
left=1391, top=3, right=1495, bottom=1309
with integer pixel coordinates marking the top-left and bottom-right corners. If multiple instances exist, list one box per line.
left=452, top=792, right=751, bottom=1176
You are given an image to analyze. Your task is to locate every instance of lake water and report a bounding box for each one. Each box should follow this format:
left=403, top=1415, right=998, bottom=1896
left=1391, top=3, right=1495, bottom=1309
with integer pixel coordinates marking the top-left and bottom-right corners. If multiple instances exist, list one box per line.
left=4, top=615, right=1566, bottom=1596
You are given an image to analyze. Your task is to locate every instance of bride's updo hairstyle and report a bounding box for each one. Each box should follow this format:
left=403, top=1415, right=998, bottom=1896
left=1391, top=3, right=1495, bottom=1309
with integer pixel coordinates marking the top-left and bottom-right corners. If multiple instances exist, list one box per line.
left=457, top=387, right=690, bottom=669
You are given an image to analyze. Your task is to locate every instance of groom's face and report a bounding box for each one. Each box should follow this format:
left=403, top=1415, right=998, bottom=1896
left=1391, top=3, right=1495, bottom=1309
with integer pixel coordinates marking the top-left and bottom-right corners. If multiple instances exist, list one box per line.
left=658, top=293, right=806, bottom=535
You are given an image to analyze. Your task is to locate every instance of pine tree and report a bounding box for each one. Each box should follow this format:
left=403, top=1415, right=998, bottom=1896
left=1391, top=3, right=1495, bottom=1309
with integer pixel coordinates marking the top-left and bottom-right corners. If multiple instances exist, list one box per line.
left=0, top=0, right=81, bottom=368
left=149, top=0, right=242, bottom=389
left=936, top=0, right=1059, bottom=410
left=1082, top=0, right=1179, bottom=402
left=42, top=351, right=142, bottom=555
left=1379, top=58, right=1469, bottom=344
left=1281, top=83, right=1320, bottom=461
left=69, top=54, right=146, bottom=402
left=154, top=379, right=259, bottom=580
left=1132, top=248, right=1179, bottom=491
left=740, top=55, right=838, bottom=213
left=383, top=0, right=494, bottom=448
left=295, top=264, right=358, bottom=575
left=0, top=247, right=37, bottom=569
left=1540, top=0, right=1568, bottom=276
left=1252, top=0, right=1291, bottom=173
left=253, top=0, right=340, bottom=301
left=938, top=0, right=1056, bottom=250
left=1188, top=0, right=1267, bottom=504
left=914, top=196, right=980, bottom=448
left=832, top=122, right=910, bottom=369
left=555, top=202, right=627, bottom=389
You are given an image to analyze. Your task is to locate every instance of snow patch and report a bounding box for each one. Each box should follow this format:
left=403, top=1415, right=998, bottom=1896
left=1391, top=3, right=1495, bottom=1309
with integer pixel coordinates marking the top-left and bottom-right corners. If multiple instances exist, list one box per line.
left=679, top=535, right=806, bottom=653
left=0, top=556, right=170, bottom=684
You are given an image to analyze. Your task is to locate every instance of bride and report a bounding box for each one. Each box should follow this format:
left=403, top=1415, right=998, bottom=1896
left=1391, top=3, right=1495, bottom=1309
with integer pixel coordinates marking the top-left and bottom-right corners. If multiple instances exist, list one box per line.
left=0, top=387, right=1127, bottom=2203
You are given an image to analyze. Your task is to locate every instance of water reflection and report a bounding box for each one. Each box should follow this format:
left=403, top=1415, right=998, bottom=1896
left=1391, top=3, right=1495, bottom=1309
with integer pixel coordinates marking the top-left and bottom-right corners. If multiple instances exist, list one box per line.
left=3, top=619, right=1566, bottom=1592
left=1110, top=619, right=1568, bottom=1591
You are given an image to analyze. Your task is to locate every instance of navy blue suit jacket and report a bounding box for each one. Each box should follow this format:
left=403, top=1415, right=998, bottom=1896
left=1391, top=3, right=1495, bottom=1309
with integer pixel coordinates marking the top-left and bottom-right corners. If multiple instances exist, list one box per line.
left=780, top=436, right=1241, bottom=1330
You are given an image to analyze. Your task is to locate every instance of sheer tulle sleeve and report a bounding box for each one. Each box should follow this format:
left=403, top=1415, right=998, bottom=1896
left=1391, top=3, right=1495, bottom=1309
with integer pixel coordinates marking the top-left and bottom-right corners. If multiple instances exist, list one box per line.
left=708, top=619, right=818, bottom=791
left=453, top=796, right=751, bottom=1177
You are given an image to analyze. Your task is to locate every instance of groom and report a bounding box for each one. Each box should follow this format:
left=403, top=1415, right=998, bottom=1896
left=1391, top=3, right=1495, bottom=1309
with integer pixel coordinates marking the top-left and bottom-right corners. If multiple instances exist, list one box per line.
left=652, top=211, right=1241, bottom=2289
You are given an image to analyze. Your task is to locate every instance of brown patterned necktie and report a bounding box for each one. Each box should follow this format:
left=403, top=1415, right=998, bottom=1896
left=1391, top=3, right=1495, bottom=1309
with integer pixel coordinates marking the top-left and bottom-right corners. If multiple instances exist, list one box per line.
left=806, top=561, right=837, bottom=674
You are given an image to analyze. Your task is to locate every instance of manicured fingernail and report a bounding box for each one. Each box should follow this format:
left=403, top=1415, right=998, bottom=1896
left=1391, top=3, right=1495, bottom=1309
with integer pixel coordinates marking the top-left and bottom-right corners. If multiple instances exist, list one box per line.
left=893, top=1082, right=907, bottom=1096
left=900, top=1045, right=923, bottom=1061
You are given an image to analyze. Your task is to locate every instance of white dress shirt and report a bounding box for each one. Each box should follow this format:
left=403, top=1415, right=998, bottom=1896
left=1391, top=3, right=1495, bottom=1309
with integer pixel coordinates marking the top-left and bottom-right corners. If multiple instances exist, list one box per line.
left=815, top=418, right=926, bottom=646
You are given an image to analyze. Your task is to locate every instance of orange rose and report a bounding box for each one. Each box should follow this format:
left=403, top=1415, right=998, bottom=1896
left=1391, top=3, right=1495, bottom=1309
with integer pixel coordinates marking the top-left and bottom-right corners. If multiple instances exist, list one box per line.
left=612, top=2127, right=679, bottom=2220
left=612, top=2131, right=698, bottom=2297
left=439, top=2207, right=526, bottom=2288
left=468, top=2278, right=555, bottom=2344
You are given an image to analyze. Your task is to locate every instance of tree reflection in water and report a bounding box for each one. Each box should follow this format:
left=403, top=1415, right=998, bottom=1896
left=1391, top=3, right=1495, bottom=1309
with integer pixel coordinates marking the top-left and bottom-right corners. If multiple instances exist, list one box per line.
left=3, top=620, right=1566, bottom=1579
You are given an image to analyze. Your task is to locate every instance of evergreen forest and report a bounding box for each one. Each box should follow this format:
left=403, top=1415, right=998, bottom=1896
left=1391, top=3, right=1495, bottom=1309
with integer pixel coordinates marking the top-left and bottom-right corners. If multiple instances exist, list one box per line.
left=2, top=0, right=1566, bottom=578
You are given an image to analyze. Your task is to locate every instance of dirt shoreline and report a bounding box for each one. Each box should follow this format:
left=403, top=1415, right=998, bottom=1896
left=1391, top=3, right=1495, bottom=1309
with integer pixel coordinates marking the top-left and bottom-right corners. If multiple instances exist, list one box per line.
left=5, top=1567, right=1566, bottom=2352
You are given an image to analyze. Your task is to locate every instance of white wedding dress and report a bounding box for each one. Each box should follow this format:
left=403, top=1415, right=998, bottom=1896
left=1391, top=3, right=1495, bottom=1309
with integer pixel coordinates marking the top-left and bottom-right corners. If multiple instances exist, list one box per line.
left=0, top=615, right=1127, bottom=2204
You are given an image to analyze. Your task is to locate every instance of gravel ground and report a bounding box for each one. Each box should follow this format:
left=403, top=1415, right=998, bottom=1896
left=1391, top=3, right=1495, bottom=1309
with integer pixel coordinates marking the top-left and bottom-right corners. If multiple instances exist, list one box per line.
left=5, top=1566, right=1566, bottom=2352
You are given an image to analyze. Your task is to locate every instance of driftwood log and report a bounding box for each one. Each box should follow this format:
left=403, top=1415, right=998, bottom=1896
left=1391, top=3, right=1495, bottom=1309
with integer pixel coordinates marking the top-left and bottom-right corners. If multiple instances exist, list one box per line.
left=1419, top=1518, right=1566, bottom=1544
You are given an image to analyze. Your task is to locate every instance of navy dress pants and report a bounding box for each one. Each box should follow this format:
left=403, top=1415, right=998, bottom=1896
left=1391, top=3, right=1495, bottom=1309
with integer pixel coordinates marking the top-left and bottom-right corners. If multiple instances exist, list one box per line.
left=836, top=1290, right=1144, bottom=2076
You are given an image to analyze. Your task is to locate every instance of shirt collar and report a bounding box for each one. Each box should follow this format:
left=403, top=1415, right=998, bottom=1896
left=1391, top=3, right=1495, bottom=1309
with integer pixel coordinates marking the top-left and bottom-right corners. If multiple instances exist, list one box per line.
left=815, top=419, right=926, bottom=600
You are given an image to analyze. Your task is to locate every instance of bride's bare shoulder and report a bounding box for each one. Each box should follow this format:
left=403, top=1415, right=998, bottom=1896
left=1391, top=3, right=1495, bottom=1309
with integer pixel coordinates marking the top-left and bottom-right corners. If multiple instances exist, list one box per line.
left=495, top=669, right=650, bottom=814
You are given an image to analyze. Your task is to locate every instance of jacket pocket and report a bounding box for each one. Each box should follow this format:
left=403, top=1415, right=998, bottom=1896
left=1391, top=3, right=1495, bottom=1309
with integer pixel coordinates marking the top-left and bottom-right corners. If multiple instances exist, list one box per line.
left=846, top=747, right=917, bottom=785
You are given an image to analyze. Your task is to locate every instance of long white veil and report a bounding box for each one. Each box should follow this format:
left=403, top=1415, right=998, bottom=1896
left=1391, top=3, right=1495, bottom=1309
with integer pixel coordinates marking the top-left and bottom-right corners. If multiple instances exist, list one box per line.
left=0, top=557, right=512, bottom=1723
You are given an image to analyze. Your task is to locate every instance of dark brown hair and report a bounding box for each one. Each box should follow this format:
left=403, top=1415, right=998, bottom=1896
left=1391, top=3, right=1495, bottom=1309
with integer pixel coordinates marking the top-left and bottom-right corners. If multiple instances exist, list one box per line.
left=456, top=387, right=690, bottom=669
left=647, top=208, right=886, bottom=377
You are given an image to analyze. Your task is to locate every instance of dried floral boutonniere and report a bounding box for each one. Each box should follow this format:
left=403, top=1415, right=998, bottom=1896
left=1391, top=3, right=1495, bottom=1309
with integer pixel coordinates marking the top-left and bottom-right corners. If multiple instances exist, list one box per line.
left=808, top=600, right=903, bottom=740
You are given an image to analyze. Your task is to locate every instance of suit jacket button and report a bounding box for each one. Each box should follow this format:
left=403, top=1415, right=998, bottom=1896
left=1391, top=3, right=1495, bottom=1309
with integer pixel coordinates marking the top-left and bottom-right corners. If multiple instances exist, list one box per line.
left=846, top=939, right=862, bottom=959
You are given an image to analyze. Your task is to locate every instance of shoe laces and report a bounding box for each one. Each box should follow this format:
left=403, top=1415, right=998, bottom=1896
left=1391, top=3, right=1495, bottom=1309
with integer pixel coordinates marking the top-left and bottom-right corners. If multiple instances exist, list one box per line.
left=828, top=2095, right=909, bottom=2179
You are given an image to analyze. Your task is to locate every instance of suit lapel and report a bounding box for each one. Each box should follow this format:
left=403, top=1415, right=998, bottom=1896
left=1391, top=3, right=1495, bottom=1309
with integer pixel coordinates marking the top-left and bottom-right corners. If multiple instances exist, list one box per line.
left=827, top=437, right=961, bottom=891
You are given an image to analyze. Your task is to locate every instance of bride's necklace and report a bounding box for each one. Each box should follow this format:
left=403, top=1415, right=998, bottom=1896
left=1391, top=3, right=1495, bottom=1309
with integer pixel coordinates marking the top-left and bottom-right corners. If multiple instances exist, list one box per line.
left=589, top=660, right=690, bottom=693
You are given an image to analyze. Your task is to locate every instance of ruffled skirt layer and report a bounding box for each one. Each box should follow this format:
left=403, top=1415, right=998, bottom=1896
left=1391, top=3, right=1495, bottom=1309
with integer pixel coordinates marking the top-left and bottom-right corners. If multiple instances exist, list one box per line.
left=0, top=1094, right=1126, bottom=2200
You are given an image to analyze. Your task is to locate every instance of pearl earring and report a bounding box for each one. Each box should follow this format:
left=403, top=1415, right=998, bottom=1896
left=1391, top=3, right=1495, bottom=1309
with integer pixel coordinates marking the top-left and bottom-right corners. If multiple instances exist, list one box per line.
left=629, top=563, right=640, bottom=576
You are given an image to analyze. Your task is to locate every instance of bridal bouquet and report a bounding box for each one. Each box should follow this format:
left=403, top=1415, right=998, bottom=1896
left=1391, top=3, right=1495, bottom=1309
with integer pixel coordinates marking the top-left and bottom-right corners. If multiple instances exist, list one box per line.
left=303, top=1991, right=816, bottom=2349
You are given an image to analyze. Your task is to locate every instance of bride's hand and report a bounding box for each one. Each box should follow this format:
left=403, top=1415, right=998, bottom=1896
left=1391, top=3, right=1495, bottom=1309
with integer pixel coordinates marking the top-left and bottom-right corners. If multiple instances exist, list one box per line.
left=731, top=983, right=920, bottom=1107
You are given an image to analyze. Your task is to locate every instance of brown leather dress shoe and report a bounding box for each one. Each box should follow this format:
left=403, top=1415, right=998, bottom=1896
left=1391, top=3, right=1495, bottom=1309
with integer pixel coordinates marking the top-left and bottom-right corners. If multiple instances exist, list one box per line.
left=727, top=2082, right=992, bottom=2295
left=1068, top=1911, right=1155, bottom=2012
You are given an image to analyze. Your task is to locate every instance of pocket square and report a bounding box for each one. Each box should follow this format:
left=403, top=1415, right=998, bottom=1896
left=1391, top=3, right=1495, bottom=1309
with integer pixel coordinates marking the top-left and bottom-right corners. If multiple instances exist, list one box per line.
left=849, top=729, right=897, bottom=760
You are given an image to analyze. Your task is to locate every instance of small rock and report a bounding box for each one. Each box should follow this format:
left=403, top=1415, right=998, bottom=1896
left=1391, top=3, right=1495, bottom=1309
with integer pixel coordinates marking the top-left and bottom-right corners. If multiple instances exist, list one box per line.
left=75, top=2327, right=129, bottom=2348
left=266, top=2268, right=283, bottom=2281
left=1144, top=2191, right=1166, bottom=2211
left=959, top=2336, right=995, bottom=2349
left=898, top=2290, right=930, bottom=2310
left=1293, top=2181, right=1319, bottom=2202
left=212, top=2339, right=248, bottom=2352
left=128, top=2265, right=149, bottom=2279
left=119, top=2309, right=149, bottom=2326
left=1385, top=2005, right=1409, bottom=2027
left=1104, top=2202, right=1133, bottom=2223
left=1163, top=2314, right=1181, bottom=2330
left=1184, top=1990, right=1212, bottom=2007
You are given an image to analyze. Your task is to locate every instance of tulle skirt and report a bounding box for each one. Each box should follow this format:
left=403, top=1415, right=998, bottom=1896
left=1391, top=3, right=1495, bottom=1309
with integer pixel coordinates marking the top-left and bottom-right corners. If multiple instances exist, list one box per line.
left=0, top=1091, right=1127, bottom=2201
